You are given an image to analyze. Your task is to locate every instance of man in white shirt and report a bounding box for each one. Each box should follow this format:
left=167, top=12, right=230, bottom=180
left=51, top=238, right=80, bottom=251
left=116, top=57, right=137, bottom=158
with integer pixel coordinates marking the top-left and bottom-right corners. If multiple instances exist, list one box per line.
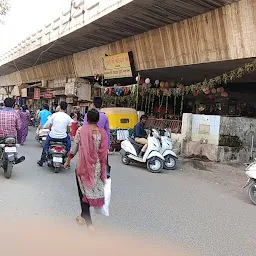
left=37, top=101, right=72, bottom=166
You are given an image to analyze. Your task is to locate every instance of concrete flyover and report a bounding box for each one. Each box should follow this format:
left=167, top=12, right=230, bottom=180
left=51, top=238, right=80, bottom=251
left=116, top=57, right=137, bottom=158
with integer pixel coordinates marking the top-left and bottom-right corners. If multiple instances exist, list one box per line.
left=0, top=0, right=241, bottom=86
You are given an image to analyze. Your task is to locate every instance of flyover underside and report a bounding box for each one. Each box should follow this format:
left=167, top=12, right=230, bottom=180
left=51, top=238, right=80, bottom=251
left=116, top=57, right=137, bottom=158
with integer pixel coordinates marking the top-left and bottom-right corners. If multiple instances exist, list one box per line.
left=139, top=58, right=256, bottom=85
left=0, top=0, right=238, bottom=76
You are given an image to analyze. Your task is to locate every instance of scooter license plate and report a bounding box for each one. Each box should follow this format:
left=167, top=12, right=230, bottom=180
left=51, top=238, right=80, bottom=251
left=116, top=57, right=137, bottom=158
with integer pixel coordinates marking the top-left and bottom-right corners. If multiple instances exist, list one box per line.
left=53, top=157, right=62, bottom=163
left=5, top=147, right=17, bottom=153
left=42, top=137, right=46, bottom=141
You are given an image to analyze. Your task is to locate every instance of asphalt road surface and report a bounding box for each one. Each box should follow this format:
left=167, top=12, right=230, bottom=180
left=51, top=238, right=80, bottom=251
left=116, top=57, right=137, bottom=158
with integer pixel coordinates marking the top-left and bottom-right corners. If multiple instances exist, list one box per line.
left=0, top=128, right=255, bottom=256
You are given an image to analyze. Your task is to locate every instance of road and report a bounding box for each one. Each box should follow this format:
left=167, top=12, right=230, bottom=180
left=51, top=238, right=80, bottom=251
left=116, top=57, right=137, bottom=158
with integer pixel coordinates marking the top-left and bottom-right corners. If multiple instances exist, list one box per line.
left=0, top=128, right=255, bottom=256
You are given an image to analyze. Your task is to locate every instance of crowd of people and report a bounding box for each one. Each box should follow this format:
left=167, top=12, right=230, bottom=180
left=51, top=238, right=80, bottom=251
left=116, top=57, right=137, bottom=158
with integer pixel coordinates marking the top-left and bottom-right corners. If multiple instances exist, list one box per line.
left=0, top=96, right=111, bottom=231
left=0, top=95, right=150, bottom=231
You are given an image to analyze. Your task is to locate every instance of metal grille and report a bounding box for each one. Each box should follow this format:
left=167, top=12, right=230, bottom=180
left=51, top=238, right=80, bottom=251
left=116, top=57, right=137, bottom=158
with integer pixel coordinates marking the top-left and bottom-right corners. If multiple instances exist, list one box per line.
left=146, top=118, right=182, bottom=134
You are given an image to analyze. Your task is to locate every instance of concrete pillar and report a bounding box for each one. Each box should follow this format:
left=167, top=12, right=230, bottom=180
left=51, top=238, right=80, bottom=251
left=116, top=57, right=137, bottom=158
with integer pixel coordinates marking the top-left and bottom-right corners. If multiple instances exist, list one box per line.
left=181, top=113, right=193, bottom=141
left=181, top=113, right=193, bottom=153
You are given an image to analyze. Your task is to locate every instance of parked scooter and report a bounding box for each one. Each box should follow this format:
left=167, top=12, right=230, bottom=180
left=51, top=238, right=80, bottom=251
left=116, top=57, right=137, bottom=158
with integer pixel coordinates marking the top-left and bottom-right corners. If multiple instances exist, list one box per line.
left=120, top=129, right=165, bottom=173
left=36, top=128, right=50, bottom=146
left=46, top=141, right=68, bottom=173
left=244, top=159, right=256, bottom=204
left=0, top=137, right=25, bottom=179
left=159, top=129, right=178, bottom=170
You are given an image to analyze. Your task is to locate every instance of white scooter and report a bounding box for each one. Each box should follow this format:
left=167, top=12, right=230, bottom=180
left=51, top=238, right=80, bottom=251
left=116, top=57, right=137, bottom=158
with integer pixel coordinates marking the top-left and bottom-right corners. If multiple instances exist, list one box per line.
left=120, top=129, right=165, bottom=173
left=36, top=128, right=50, bottom=146
left=159, top=129, right=178, bottom=170
left=244, top=159, right=256, bottom=205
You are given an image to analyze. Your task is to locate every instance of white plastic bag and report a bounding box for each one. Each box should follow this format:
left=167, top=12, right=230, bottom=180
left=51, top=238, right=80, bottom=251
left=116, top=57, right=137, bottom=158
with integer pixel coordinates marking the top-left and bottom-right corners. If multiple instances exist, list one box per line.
left=94, top=178, right=111, bottom=217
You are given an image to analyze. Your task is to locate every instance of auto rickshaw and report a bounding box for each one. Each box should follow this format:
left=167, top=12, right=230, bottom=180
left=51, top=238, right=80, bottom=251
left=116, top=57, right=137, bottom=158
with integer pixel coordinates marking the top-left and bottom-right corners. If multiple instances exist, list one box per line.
left=101, top=107, right=138, bottom=152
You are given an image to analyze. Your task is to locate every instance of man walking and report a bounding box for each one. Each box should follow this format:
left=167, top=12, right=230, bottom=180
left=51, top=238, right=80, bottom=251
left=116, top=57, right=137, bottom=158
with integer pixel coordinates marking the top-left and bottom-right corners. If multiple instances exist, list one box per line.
left=84, top=97, right=110, bottom=148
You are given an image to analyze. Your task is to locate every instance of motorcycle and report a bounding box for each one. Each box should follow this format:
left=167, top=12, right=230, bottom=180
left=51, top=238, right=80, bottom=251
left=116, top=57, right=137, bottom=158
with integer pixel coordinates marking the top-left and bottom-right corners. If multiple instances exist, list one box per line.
left=159, top=129, right=178, bottom=170
left=244, top=160, right=256, bottom=204
left=46, top=141, right=67, bottom=173
left=36, top=128, right=50, bottom=146
left=0, top=137, right=25, bottom=179
left=120, top=129, right=165, bottom=173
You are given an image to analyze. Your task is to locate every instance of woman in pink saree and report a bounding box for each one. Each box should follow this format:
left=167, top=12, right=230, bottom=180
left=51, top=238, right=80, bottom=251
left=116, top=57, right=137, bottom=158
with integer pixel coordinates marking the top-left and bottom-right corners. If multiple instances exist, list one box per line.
left=64, top=109, right=108, bottom=231
left=18, top=105, right=30, bottom=145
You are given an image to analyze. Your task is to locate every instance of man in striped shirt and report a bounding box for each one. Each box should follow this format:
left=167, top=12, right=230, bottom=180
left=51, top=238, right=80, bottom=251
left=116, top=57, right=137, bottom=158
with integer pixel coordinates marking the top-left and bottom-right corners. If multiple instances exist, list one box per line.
left=0, top=98, right=21, bottom=139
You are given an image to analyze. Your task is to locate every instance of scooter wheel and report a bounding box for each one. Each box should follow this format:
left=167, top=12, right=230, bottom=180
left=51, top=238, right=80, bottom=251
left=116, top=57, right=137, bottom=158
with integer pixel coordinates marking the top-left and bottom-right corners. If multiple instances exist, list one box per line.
left=147, top=157, right=164, bottom=173
left=248, top=182, right=256, bottom=205
left=164, top=155, right=177, bottom=170
left=54, top=167, right=60, bottom=173
left=121, top=156, right=130, bottom=165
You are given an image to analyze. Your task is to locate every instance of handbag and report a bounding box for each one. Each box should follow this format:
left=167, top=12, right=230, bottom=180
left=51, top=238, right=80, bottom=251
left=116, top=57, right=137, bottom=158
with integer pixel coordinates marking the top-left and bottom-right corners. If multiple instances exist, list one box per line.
left=94, top=178, right=111, bottom=217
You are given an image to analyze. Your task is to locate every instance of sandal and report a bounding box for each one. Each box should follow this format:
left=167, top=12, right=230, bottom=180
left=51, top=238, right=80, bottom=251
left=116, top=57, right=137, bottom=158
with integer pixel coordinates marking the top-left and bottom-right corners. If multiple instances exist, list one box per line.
left=76, top=216, right=86, bottom=225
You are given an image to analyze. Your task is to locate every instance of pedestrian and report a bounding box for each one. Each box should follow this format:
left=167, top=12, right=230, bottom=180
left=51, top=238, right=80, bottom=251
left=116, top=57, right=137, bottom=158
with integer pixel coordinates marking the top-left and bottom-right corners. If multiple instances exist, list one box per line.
left=70, top=106, right=82, bottom=122
left=14, top=104, right=20, bottom=111
left=64, top=109, right=108, bottom=231
left=84, top=96, right=111, bottom=177
left=17, top=105, right=30, bottom=145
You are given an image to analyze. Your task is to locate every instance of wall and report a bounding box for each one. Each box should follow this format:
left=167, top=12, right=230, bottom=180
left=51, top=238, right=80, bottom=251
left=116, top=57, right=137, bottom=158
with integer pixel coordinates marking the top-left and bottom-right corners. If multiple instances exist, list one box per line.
left=219, top=116, right=256, bottom=148
left=182, top=113, right=256, bottom=162
left=191, top=115, right=220, bottom=146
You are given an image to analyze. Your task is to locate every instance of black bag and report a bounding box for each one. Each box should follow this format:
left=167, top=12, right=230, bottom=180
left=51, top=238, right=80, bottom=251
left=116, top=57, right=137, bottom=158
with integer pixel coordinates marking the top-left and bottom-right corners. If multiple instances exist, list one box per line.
left=107, top=164, right=111, bottom=179
left=107, top=156, right=111, bottom=179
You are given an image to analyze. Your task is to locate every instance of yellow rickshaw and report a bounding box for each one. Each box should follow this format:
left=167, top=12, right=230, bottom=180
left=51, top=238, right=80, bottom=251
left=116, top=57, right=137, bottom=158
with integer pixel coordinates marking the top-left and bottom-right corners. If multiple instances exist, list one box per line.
left=101, top=107, right=138, bottom=152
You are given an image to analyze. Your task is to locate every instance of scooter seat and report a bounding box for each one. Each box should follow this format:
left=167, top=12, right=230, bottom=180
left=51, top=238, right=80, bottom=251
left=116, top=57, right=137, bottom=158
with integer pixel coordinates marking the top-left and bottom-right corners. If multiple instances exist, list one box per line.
left=128, top=137, right=143, bottom=149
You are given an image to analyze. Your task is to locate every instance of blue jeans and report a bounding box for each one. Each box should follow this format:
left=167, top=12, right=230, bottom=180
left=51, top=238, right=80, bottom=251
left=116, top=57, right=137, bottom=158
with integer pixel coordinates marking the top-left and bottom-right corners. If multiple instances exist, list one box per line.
left=40, top=135, right=71, bottom=162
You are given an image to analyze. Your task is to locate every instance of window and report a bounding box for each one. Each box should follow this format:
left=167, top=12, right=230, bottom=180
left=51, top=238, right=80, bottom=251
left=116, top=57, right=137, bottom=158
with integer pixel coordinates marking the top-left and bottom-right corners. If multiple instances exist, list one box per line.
left=120, top=119, right=129, bottom=124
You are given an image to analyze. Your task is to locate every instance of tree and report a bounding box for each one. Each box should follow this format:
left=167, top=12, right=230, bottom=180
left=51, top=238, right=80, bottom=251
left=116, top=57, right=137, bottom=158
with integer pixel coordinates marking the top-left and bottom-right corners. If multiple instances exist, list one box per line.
left=0, top=0, right=10, bottom=24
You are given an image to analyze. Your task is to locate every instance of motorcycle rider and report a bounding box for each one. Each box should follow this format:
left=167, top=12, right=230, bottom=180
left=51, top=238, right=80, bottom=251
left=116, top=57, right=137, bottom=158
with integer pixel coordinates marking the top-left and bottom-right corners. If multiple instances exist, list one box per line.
left=36, top=104, right=52, bottom=135
left=0, top=98, right=24, bottom=163
left=37, top=101, right=72, bottom=166
left=133, top=115, right=148, bottom=157
left=38, top=104, right=52, bottom=126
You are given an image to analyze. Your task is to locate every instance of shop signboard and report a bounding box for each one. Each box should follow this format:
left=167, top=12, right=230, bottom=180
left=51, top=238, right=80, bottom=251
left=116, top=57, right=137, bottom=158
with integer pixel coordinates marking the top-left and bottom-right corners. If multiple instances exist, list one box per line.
left=34, top=88, right=40, bottom=100
left=44, top=92, right=53, bottom=99
left=103, top=52, right=135, bottom=79
left=21, top=88, right=27, bottom=98
left=65, top=82, right=76, bottom=96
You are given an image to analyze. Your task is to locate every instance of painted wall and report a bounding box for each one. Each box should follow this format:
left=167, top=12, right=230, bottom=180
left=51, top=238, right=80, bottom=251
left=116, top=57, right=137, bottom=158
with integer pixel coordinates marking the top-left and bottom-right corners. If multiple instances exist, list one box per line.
left=191, top=115, right=220, bottom=146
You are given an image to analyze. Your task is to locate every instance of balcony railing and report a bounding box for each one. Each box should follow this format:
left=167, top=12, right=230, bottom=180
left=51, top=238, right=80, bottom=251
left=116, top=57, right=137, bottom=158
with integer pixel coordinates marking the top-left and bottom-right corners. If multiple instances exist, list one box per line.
left=146, top=118, right=182, bottom=134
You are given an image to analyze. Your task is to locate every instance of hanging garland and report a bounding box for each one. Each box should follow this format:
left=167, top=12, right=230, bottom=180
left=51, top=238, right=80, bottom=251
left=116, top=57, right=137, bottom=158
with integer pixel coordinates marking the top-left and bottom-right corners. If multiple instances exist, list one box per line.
left=165, top=95, right=168, bottom=114
left=136, top=59, right=256, bottom=98
left=151, top=94, right=155, bottom=114
left=145, top=94, right=148, bottom=113
left=180, top=93, right=185, bottom=117
left=102, top=93, right=136, bottom=107
left=101, top=59, right=256, bottom=111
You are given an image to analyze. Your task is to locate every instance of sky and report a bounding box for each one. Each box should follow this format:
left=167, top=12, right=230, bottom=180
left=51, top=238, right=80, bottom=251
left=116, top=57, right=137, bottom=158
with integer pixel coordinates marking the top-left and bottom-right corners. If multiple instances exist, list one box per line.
left=0, top=0, right=72, bottom=54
